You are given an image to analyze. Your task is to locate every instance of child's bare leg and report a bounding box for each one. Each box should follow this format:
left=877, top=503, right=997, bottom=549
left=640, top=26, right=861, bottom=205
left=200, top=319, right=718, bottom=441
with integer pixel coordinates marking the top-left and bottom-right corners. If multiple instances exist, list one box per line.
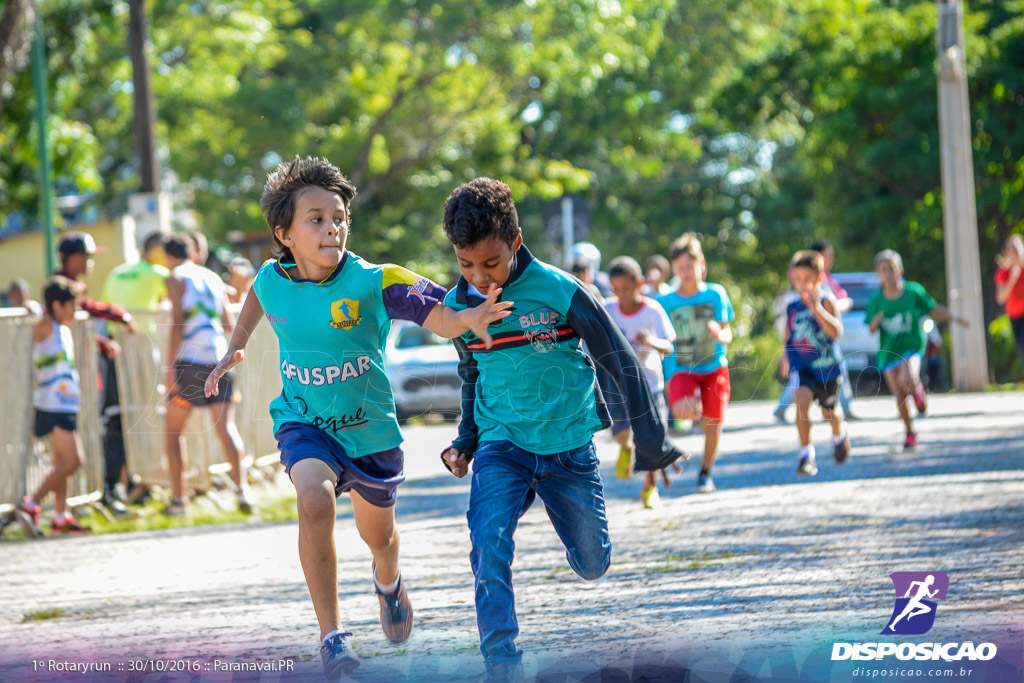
left=210, top=402, right=246, bottom=489
left=351, top=490, right=400, bottom=586
left=795, top=388, right=813, bottom=447
left=164, top=399, right=192, bottom=499
left=701, top=418, right=722, bottom=472
left=885, top=365, right=913, bottom=433
left=34, top=427, right=85, bottom=516
left=642, top=470, right=657, bottom=493
left=290, top=458, right=342, bottom=640
left=822, top=406, right=842, bottom=437
left=613, top=428, right=630, bottom=449
left=671, top=395, right=701, bottom=421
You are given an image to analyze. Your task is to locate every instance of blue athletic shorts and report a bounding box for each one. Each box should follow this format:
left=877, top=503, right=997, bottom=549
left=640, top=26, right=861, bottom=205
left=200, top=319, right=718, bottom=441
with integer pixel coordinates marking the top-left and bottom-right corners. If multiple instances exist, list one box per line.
left=275, top=422, right=405, bottom=508
left=881, top=352, right=921, bottom=375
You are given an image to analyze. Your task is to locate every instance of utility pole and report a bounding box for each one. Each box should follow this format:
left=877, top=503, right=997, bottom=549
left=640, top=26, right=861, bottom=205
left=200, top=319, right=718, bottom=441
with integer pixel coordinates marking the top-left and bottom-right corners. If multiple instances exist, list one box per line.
left=128, top=0, right=159, bottom=192
left=936, top=0, right=988, bottom=391
left=30, top=9, right=55, bottom=275
left=127, top=0, right=170, bottom=249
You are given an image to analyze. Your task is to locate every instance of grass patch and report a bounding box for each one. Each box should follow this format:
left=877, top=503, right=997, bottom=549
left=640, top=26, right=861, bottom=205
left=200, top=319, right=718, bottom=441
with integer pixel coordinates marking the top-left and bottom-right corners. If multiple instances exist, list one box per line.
left=79, top=492, right=300, bottom=536
left=645, top=550, right=743, bottom=573
left=23, top=608, right=66, bottom=622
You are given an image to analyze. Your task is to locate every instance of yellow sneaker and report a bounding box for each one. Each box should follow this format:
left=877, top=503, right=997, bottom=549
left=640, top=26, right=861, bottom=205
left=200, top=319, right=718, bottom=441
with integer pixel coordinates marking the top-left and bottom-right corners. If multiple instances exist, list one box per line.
left=615, top=445, right=633, bottom=480
left=641, top=486, right=661, bottom=509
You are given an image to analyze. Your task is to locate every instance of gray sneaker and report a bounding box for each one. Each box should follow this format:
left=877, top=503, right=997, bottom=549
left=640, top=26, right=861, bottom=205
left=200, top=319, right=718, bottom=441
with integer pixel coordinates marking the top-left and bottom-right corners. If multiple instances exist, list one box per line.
left=162, top=498, right=186, bottom=517
left=796, top=456, right=818, bottom=476
left=320, top=632, right=359, bottom=679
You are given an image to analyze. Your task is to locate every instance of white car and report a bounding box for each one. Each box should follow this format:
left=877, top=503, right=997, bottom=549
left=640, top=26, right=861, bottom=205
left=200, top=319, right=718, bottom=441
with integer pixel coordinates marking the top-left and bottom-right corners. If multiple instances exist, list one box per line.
left=831, top=271, right=881, bottom=375
left=384, top=321, right=462, bottom=422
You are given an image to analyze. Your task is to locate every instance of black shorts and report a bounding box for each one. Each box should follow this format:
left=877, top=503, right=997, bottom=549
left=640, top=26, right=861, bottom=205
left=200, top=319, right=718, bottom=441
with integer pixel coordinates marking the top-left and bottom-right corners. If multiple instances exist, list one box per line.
left=34, top=409, right=77, bottom=437
left=798, top=370, right=840, bottom=409
left=168, top=360, right=235, bottom=408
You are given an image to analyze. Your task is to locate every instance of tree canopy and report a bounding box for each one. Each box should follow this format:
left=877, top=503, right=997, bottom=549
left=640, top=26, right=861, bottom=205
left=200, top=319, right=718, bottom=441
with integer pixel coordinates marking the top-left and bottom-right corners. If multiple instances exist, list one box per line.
left=2, top=0, right=1023, bottom=332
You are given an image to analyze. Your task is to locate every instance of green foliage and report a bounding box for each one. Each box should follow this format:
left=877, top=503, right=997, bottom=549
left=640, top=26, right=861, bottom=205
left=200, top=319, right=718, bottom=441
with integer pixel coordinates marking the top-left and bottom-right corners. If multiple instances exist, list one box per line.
left=728, top=331, right=785, bottom=402
left=2, top=0, right=1023, bottom=363
left=987, top=315, right=1024, bottom=382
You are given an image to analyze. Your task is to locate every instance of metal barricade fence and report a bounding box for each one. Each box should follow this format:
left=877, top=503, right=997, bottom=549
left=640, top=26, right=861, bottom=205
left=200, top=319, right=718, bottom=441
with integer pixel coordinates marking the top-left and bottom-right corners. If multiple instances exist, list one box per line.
left=113, top=305, right=282, bottom=492
left=0, top=309, right=38, bottom=508
left=3, top=304, right=282, bottom=509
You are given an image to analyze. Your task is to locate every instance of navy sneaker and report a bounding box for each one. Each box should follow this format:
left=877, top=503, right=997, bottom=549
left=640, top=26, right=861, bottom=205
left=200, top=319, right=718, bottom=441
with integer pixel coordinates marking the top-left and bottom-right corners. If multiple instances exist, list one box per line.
left=833, top=434, right=851, bottom=464
left=320, top=632, right=359, bottom=679
left=376, top=572, right=413, bottom=643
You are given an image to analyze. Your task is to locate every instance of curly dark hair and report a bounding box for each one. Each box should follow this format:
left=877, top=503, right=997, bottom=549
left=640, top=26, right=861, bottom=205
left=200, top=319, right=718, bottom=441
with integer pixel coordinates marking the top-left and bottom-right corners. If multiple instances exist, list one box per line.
left=260, top=157, right=357, bottom=262
left=442, top=178, right=520, bottom=248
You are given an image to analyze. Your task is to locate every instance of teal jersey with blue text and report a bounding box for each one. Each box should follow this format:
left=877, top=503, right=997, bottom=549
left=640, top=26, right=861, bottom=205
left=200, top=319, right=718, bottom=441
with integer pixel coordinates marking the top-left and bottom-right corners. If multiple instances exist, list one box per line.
left=252, top=251, right=445, bottom=458
left=445, top=253, right=603, bottom=454
left=446, top=246, right=682, bottom=470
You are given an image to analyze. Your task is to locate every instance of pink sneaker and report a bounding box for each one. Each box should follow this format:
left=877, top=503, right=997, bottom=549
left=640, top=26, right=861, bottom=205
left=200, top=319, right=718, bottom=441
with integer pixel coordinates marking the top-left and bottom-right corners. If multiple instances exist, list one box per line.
left=913, top=384, right=928, bottom=415
left=18, top=497, right=41, bottom=527
left=903, top=432, right=918, bottom=450
left=51, top=514, right=91, bottom=535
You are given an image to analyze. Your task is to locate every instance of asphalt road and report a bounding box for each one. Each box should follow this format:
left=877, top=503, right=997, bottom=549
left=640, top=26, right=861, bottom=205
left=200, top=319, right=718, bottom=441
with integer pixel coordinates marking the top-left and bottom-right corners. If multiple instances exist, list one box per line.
left=1, top=393, right=1022, bottom=682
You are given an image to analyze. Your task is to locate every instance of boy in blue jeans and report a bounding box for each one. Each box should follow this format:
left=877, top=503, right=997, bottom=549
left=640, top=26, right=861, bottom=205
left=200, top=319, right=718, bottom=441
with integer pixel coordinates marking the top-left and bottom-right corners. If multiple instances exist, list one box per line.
left=440, top=178, right=685, bottom=680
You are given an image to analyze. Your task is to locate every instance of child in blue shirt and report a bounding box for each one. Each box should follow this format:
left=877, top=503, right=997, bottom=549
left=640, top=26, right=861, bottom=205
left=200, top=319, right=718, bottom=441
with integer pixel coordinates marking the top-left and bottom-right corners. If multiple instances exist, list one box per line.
left=439, top=178, right=684, bottom=681
left=658, top=233, right=734, bottom=493
left=204, top=157, right=510, bottom=679
left=782, top=250, right=850, bottom=475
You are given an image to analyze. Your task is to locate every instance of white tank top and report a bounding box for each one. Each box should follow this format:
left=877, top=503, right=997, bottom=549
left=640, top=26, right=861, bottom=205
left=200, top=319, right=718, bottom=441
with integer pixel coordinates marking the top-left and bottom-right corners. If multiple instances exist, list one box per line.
left=33, top=320, right=81, bottom=413
left=175, top=261, right=228, bottom=365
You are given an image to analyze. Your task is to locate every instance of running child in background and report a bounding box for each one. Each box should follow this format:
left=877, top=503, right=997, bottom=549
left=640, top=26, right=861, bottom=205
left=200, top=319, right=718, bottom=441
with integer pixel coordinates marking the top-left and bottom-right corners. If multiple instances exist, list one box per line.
left=783, top=251, right=850, bottom=476
left=867, top=250, right=968, bottom=450
left=439, top=179, right=683, bottom=682
left=995, top=234, right=1024, bottom=366
left=659, top=233, right=734, bottom=493
left=163, top=234, right=250, bottom=517
left=204, top=158, right=511, bottom=680
left=604, top=256, right=677, bottom=508
left=19, top=277, right=91, bottom=535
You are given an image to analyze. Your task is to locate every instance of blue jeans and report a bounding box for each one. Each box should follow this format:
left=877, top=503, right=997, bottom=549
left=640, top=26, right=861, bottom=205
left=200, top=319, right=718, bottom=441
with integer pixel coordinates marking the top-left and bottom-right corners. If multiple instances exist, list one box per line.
left=467, top=439, right=612, bottom=668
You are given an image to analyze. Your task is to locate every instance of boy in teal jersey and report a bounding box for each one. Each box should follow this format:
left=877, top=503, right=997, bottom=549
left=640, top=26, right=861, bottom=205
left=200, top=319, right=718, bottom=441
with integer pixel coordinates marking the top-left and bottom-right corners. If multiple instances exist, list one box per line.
left=438, top=178, right=685, bottom=681
left=204, top=158, right=511, bottom=679
left=866, top=250, right=967, bottom=450
left=658, top=233, right=734, bottom=494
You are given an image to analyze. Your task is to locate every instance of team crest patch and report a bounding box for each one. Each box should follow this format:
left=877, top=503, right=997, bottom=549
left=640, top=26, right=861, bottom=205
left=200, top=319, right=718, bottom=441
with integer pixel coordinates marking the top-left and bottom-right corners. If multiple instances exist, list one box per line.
left=525, top=326, right=559, bottom=353
left=330, top=299, right=362, bottom=330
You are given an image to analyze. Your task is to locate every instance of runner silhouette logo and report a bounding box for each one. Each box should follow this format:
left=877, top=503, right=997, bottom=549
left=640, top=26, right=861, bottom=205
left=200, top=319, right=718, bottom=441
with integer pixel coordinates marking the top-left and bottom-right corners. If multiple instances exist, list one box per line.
left=883, top=572, right=949, bottom=635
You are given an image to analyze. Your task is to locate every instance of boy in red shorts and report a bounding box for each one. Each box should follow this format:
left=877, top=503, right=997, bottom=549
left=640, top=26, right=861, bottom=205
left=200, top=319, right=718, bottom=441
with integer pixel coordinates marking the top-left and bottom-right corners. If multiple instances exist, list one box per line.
left=658, top=233, right=734, bottom=493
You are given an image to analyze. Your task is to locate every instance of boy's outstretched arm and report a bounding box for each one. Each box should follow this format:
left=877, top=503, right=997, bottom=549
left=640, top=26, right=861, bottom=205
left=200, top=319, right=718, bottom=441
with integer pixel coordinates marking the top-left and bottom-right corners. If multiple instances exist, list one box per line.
left=422, top=284, right=513, bottom=347
left=440, top=335, right=480, bottom=477
left=566, top=285, right=687, bottom=472
left=205, top=288, right=265, bottom=397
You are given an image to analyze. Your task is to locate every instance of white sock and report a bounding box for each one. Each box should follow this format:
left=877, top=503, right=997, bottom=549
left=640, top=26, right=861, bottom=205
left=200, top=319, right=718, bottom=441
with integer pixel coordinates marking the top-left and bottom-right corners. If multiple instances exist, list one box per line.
left=58, top=511, right=73, bottom=523
left=374, top=567, right=400, bottom=595
left=322, top=629, right=341, bottom=645
left=799, top=445, right=816, bottom=460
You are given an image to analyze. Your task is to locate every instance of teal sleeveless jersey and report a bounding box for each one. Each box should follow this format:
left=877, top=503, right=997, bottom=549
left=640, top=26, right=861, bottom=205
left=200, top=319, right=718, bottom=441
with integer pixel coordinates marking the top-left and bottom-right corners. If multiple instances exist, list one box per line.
left=445, top=250, right=603, bottom=454
left=252, top=251, right=446, bottom=458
